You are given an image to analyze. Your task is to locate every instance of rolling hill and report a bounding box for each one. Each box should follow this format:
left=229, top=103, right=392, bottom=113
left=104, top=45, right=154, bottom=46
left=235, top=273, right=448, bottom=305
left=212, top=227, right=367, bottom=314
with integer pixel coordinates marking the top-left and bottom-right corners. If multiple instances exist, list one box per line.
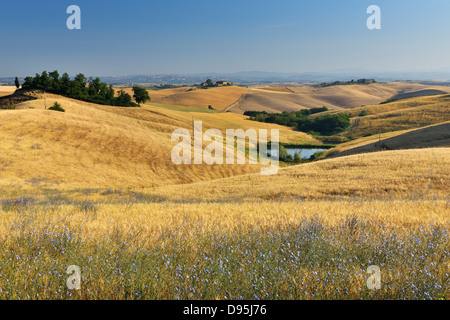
left=226, top=82, right=450, bottom=113
left=144, top=147, right=450, bottom=201
left=325, top=122, right=450, bottom=158
left=333, top=94, right=450, bottom=137
left=117, top=86, right=249, bottom=111
left=112, top=82, right=450, bottom=115
left=1, top=86, right=449, bottom=197
left=0, top=92, right=318, bottom=191
left=1, top=87, right=448, bottom=302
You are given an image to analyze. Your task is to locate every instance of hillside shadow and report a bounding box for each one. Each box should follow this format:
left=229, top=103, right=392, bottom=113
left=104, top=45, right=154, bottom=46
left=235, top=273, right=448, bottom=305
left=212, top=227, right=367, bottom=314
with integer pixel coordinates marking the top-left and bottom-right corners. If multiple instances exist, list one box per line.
left=388, top=89, right=448, bottom=101
left=0, top=90, right=38, bottom=109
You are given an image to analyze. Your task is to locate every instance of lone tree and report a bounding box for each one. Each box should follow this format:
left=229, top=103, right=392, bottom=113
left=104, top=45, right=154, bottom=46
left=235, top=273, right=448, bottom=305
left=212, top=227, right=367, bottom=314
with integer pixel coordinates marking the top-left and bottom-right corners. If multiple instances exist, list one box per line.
left=15, top=77, right=20, bottom=89
left=132, top=86, right=151, bottom=105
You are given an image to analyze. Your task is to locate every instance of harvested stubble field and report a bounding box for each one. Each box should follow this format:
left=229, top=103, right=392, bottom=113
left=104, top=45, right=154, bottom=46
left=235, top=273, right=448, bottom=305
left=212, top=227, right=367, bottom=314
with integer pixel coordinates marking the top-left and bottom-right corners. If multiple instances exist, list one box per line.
left=226, top=82, right=450, bottom=114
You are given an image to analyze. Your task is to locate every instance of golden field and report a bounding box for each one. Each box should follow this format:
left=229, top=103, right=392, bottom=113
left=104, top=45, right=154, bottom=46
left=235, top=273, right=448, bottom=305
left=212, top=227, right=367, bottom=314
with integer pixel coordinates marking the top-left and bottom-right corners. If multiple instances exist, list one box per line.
left=227, top=82, right=450, bottom=113
left=0, top=93, right=319, bottom=190
left=326, top=121, right=450, bottom=158
left=315, top=94, right=450, bottom=137
left=117, top=86, right=249, bottom=111
left=2, top=148, right=448, bottom=232
left=0, top=86, right=16, bottom=97
left=114, top=82, right=450, bottom=114
left=0, top=89, right=448, bottom=300
left=0, top=147, right=448, bottom=300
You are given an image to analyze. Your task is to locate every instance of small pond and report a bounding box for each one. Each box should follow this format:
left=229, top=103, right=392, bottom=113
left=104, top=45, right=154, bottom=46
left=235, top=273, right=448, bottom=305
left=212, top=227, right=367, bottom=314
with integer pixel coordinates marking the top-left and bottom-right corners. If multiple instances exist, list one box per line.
left=269, top=148, right=328, bottom=160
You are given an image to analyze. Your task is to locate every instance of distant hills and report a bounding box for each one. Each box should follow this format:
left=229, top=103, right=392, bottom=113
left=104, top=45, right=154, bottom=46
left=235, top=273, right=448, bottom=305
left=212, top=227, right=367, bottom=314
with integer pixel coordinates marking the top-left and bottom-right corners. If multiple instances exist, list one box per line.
left=4, top=70, right=450, bottom=86
left=94, top=71, right=450, bottom=86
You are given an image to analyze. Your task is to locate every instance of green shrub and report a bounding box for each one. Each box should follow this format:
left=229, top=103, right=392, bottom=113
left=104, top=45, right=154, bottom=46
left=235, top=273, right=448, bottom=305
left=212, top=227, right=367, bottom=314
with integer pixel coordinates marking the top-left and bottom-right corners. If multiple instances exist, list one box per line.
left=359, top=110, right=369, bottom=117
left=293, top=152, right=302, bottom=163
left=48, top=102, right=65, bottom=112
left=311, top=150, right=326, bottom=160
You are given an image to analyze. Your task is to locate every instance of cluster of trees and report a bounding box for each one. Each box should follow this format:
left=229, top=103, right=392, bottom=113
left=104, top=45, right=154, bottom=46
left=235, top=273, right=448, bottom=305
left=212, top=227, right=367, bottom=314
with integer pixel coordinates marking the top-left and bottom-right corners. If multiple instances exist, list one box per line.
left=313, top=79, right=376, bottom=88
left=20, top=71, right=150, bottom=107
left=245, top=108, right=350, bottom=136
left=296, top=113, right=350, bottom=135
left=313, top=80, right=357, bottom=88
left=244, top=107, right=328, bottom=119
left=153, top=84, right=185, bottom=89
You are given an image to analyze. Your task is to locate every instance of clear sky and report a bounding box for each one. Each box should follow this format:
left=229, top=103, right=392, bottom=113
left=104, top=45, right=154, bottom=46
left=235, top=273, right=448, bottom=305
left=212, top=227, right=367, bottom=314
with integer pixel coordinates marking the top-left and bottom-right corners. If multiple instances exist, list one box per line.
left=2, top=0, right=450, bottom=77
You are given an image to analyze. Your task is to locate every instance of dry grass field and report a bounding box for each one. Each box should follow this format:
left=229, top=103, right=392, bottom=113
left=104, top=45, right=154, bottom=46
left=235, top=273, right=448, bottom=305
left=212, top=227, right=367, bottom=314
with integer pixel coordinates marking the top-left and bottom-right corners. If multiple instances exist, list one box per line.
left=226, top=83, right=450, bottom=114
left=326, top=122, right=450, bottom=158
left=112, top=82, right=450, bottom=115
left=0, top=148, right=448, bottom=300
left=116, top=86, right=191, bottom=100
left=117, top=86, right=249, bottom=111
left=0, top=93, right=319, bottom=190
left=153, top=86, right=249, bottom=111
left=0, top=90, right=448, bottom=300
left=338, top=94, right=450, bottom=137
left=144, top=148, right=450, bottom=202
left=0, top=86, right=16, bottom=97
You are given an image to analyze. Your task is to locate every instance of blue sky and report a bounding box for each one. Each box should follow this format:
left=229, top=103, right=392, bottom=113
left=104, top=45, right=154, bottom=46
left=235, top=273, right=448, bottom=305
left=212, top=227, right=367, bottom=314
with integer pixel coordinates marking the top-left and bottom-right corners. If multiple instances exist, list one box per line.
left=1, top=0, right=450, bottom=77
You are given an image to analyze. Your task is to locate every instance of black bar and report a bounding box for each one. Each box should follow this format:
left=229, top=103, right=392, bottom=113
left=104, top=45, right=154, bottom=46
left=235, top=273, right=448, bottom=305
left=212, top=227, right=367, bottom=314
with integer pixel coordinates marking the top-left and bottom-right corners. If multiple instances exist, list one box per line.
left=1, top=300, right=448, bottom=318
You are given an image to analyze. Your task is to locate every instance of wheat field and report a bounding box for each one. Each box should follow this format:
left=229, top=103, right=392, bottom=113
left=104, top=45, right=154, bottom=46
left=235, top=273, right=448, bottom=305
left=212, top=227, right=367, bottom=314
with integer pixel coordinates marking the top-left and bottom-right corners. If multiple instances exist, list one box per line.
left=0, top=148, right=448, bottom=300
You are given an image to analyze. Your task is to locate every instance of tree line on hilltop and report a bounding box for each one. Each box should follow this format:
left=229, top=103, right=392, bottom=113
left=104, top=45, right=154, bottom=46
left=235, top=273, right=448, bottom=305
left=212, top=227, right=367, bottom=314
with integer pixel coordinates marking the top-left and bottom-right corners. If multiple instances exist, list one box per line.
left=19, top=71, right=150, bottom=107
